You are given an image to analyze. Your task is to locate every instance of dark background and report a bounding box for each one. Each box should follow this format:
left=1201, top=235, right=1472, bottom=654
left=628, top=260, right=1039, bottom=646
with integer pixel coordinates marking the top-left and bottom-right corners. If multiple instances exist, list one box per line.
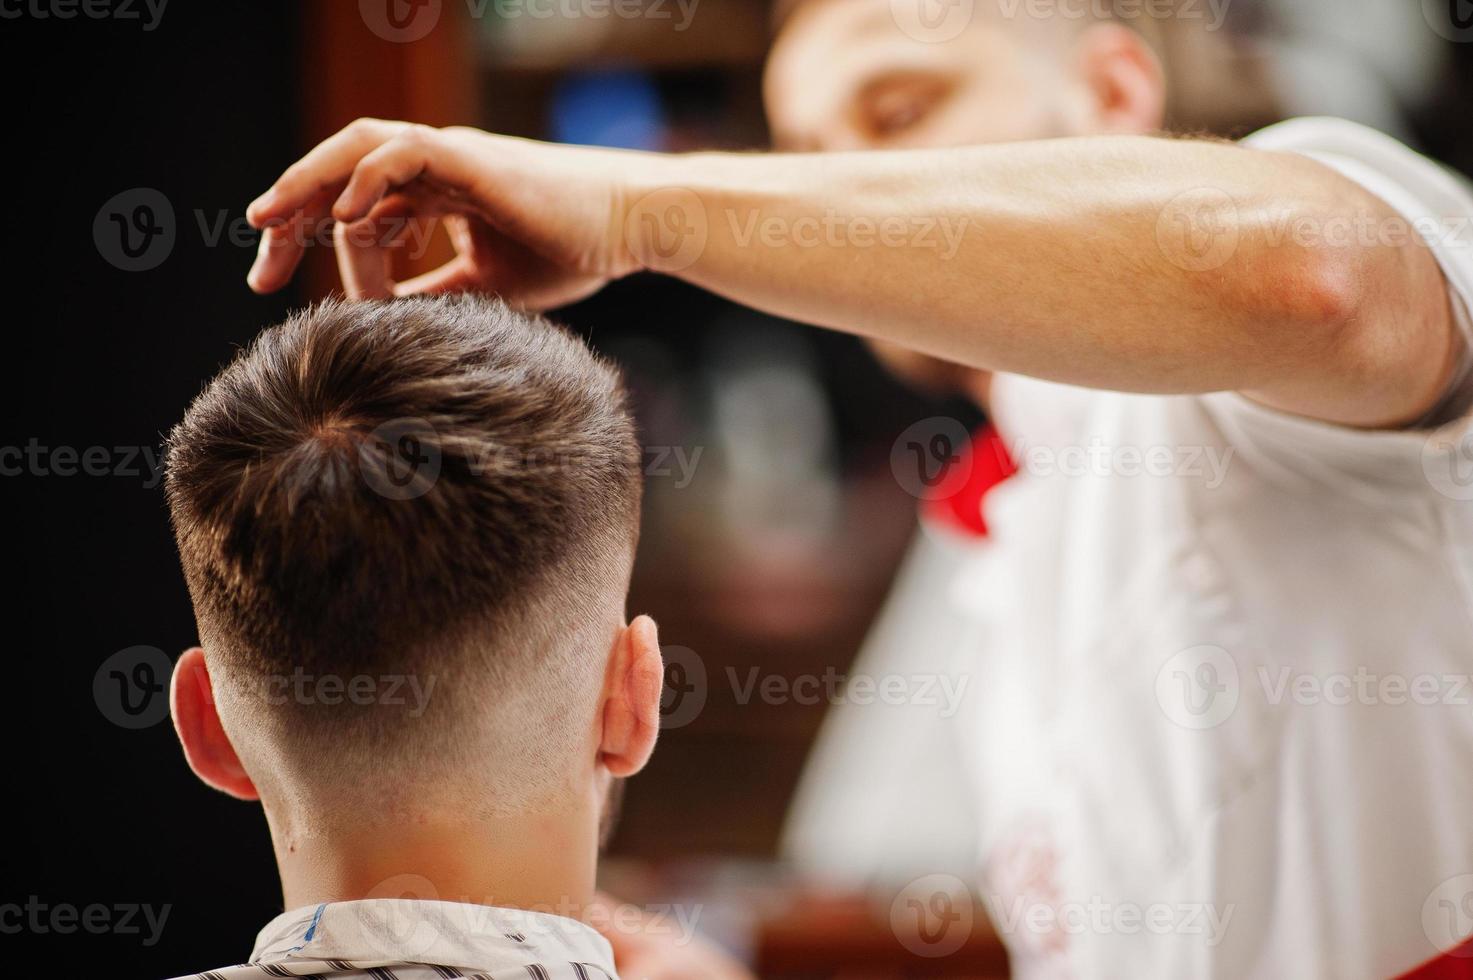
left=3, top=1, right=1471, bottom=976
left=5, top=5, right=314, bottom=972
left=2, top=3, right=956, bottom=974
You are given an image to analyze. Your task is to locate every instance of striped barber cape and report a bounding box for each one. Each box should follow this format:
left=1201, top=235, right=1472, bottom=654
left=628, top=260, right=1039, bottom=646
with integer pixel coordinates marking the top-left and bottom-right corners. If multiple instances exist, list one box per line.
left=166, top=899, right=617, bottom=980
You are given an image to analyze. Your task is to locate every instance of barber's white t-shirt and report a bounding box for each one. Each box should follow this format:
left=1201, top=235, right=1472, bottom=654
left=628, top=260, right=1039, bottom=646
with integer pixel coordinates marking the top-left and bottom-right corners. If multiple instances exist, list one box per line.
left=954, top=118, right=1473, bottom=979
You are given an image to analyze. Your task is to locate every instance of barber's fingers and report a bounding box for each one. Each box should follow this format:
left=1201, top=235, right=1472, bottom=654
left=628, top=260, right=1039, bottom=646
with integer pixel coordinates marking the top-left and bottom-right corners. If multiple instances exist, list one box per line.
left=247, top=118, right=402, bottom=228
left=332, top=125, right=489, bottom=225
left=247, top=188, right=336, bottom=294
left=390, top=215, right=483, bottom=297
left=391, top=218, right=580, bottom=307
left=335, top=202, right=487, bottom=301
left=388, top=234, right=604, bottom=308
left=391, top=257, right=483, bottom=298
left=334, top=193, right=447, bottom=300
left=334, top=220, right=394, bottom=300
left=330, top=193, right=607, bottom=308
left=246, top=119, right=406, bottom=294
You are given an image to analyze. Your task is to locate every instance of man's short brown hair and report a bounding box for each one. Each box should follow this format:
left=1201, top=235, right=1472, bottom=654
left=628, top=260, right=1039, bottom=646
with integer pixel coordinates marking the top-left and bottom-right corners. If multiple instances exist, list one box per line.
left=165, top=295, right=641, bottom=812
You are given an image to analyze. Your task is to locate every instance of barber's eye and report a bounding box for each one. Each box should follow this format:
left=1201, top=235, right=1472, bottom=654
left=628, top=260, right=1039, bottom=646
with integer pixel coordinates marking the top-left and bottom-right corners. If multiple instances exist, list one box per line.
left=860, top=75, right=952, bottom=139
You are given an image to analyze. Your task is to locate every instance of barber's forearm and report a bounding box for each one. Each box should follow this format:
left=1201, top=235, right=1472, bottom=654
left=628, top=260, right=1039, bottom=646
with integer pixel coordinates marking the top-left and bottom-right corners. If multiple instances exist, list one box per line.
left=250, top=118, right=1446, bottom=424
left=627, top=137, right=1415, bottom=404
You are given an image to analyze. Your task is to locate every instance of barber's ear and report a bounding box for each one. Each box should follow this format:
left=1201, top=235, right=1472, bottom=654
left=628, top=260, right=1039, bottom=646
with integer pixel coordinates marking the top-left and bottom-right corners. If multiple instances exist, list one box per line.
left=598, top=616, right=663, bottom=778
left=171, top=647, right=259, bottom=800
left=1073, top=23, right=1166, bottom=134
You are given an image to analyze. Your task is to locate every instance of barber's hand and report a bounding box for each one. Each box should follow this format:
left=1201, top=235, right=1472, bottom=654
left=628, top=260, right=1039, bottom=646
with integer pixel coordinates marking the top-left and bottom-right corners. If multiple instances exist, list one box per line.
left=590, top=894, right=755, bottom=980
left=246, top=118, right=664, bottom=308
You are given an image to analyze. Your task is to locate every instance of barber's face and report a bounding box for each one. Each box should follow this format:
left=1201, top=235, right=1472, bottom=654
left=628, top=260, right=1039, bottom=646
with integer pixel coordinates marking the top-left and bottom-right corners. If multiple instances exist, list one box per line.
left=764, top=0, right=1125, bottom=400
left=764, top=0, right=1079, bottom=152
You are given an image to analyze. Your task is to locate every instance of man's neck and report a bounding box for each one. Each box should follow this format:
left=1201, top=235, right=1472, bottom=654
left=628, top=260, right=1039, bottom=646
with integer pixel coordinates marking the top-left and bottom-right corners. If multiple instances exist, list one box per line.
left=267, top=804, right=600, bottom=918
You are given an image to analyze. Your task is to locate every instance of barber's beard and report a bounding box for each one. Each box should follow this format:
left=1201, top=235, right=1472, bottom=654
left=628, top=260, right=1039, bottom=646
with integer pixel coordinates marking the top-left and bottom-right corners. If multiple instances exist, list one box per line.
left=598, top=777, right=627, bottom=851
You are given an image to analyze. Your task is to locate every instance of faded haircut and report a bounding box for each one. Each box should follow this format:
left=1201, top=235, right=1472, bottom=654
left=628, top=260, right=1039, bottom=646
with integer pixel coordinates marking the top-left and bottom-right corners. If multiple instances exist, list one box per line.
left=165, top=295, right=642, bottom=814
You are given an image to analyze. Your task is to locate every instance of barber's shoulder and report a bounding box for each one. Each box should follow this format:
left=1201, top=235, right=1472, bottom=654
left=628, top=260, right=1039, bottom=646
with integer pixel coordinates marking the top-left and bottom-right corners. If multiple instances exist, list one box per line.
left=1240, top=115, right=1399, bottom=152
left=1241, top=115, right=1473, bottom=197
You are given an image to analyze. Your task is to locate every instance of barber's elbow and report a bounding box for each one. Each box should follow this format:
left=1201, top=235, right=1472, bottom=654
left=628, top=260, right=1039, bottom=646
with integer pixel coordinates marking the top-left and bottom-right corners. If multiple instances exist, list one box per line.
left=1233, top=226, right=1373, bottom=353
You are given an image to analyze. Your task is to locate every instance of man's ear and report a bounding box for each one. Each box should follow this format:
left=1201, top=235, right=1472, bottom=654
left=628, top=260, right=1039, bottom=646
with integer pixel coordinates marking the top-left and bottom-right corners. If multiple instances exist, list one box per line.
left=597, top=615, right=662, bottom=779
left=171, top=647, right=259, bottom=800
left=1072, top=23, right=1166, bottom=134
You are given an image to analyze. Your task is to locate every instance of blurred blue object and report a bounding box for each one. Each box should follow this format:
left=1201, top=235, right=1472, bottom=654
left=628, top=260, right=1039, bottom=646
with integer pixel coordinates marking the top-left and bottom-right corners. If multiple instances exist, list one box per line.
left=549, top=68, right=666, bottom=150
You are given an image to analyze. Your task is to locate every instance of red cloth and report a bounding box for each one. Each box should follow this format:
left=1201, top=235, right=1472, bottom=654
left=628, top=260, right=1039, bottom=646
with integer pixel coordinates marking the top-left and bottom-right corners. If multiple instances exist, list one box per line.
left=921, top=424, right=1016, bottom=537
left=1396, top=939, right=1473, bottom=979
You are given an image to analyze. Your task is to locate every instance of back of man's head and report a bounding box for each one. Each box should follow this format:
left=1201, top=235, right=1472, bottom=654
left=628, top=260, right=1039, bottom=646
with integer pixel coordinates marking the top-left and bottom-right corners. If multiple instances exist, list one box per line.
left=165, top=295, right=642, bottom=818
